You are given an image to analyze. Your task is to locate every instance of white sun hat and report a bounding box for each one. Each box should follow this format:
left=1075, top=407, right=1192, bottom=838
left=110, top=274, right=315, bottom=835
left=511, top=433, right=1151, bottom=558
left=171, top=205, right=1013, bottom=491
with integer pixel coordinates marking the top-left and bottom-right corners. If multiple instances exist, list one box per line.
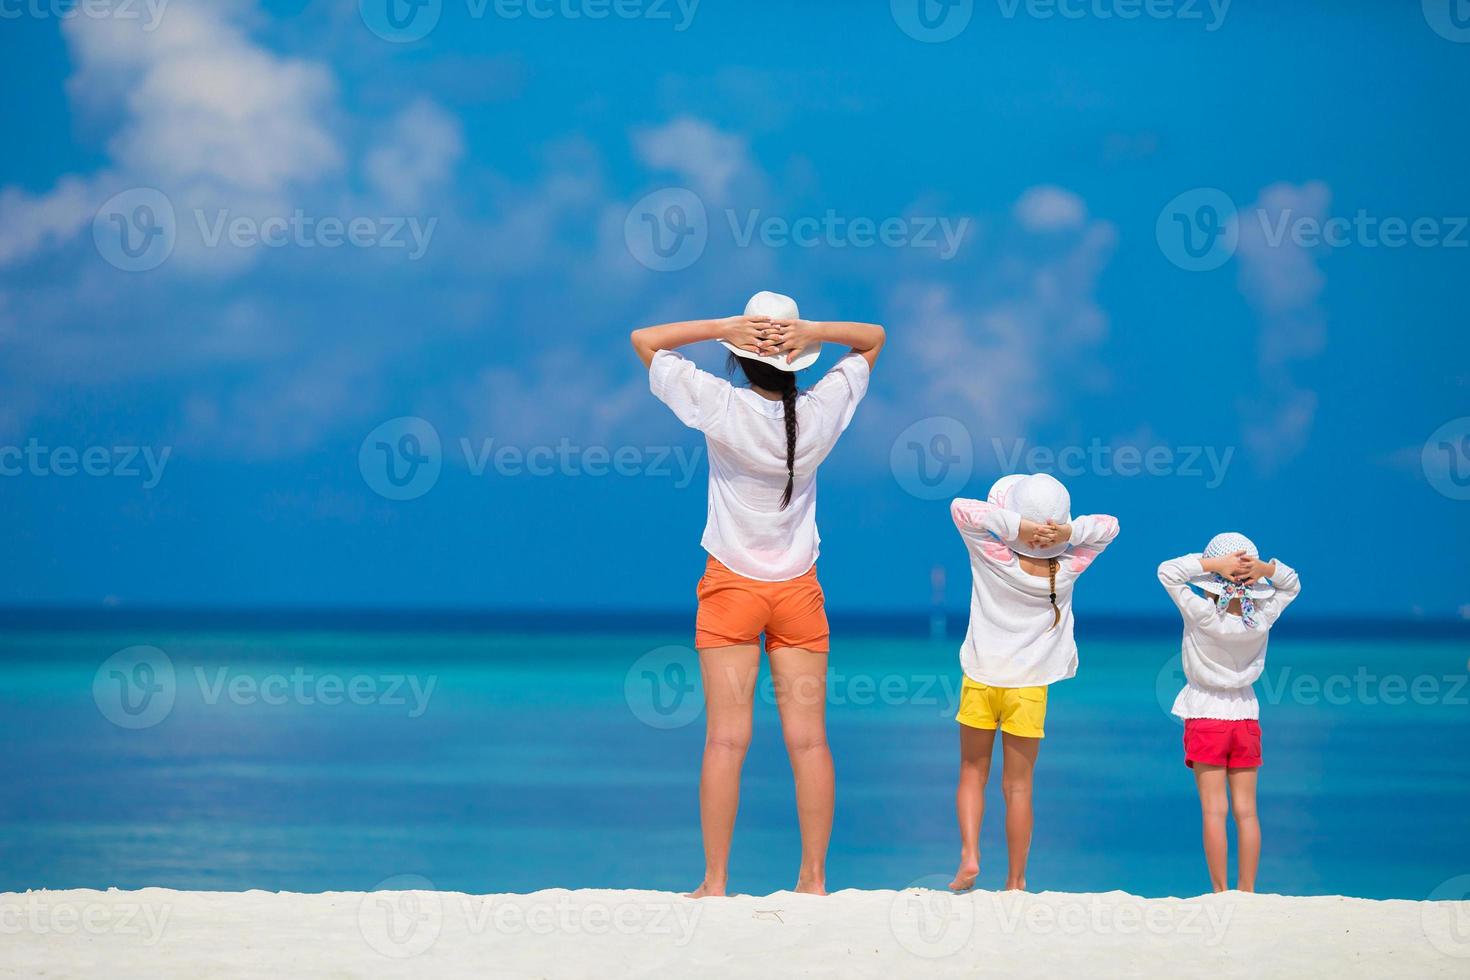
left=987, top=472, right=1073, bottom=560
left=719, top=290, right=822, bottom=373
left=1190, top=531, right=1275, bottom=598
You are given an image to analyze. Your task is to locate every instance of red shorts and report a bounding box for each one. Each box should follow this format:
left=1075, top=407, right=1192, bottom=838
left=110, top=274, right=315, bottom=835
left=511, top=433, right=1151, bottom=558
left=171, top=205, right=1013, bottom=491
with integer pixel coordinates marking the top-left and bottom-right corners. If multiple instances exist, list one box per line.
left=1183, top=719, right=1262, bottom=769
left=695, top=556, right=830, bottom=653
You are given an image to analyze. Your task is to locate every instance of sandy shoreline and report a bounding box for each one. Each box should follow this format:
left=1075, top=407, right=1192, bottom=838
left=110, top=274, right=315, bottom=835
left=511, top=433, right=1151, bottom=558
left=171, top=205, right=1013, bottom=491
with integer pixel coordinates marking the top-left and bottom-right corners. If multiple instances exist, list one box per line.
left=2, top=883, right=1466, bottom=978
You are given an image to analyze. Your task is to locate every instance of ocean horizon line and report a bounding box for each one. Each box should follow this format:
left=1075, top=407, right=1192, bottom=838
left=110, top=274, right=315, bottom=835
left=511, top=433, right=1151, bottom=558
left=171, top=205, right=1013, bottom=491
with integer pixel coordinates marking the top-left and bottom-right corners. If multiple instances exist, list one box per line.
left=0, top=605, right=1467, bottom=640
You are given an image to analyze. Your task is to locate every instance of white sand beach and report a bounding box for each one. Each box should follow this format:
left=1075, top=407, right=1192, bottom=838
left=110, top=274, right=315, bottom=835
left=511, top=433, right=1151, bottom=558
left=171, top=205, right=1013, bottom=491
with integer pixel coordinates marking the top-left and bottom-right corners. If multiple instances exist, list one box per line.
left=2, top=884, right=1466, bottom=978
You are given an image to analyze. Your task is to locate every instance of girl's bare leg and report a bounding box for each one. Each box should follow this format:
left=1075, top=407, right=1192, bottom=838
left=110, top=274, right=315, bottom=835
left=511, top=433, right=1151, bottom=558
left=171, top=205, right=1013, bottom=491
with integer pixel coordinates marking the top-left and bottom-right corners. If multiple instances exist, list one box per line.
left=950, top=724, right=996, bottom=891
left=769, top=646, right=834, bottom=895
left=1000, top=732, right=1040, bottom=890
left=689, top=644, right=760, bottom=898
left=1227, top=767, right=1260, bottom=893
left=1194, top=764, right=1230, bottom=892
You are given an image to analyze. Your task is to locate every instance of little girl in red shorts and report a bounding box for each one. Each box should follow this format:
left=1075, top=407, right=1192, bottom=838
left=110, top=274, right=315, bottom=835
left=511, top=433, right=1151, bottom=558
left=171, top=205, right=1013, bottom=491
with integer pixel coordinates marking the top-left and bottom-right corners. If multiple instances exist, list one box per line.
left=1158, top=533, right=1301, bottom=893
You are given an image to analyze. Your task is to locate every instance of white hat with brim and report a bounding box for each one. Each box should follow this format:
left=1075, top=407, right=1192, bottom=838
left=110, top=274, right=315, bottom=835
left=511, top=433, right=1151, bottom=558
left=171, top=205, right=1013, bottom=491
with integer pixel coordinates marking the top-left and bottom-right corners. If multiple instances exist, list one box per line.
left=1189, top=531, right=1275, bottom=599
left=988, top=473, right=1073, bottom=560
left=719, top=290, right=822, bottom=373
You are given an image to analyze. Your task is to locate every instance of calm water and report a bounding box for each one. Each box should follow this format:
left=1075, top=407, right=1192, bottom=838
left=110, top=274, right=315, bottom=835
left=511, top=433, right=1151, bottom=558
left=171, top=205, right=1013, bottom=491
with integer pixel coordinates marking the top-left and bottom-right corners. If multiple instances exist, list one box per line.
left=1, top=621, right=1467, bottom=900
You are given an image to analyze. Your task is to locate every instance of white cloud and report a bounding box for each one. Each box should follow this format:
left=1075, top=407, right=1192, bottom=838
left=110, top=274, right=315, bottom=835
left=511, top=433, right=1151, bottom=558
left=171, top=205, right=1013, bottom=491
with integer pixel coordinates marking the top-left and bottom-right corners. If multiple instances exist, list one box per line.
left=364, top=99, right=465, bottom=212
left=1013, top=185, right=1087, bottom=232
left=632, top=116, right=752, bottom=202
left=1235, top=180, right=1330, bottom=471
left=875, top=187, right=1116, bottom=446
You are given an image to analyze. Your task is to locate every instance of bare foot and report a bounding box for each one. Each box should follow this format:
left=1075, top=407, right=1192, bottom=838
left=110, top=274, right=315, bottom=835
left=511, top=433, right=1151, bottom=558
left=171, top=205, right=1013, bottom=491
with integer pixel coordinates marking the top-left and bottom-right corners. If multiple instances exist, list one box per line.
left=794, top=876, right=827, bottom=896
left=1004, top=877, right=1026, bottom=891
left=949, top=857, right=980, bottom=892
left=685, top=879, right=727, bottom=898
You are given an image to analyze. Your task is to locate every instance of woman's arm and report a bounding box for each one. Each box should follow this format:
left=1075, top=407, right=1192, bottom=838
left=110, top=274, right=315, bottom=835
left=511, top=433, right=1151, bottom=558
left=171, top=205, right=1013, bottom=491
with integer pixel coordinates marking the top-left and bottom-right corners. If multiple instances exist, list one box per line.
left=629, top=316, right=771, bottom=369
left=770, top=320, right=885, bottom=369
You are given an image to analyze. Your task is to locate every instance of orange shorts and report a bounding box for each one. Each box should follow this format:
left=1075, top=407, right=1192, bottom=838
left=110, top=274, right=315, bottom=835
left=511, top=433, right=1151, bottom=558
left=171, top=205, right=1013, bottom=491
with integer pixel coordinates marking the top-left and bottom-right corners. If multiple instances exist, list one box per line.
left=694, top=556, right=830, bottom=653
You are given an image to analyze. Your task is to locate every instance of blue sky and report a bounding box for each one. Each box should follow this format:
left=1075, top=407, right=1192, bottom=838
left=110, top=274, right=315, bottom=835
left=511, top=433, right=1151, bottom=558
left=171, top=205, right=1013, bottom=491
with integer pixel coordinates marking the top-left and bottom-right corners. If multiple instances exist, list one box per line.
left=1, top=0, right=1467, bottom=616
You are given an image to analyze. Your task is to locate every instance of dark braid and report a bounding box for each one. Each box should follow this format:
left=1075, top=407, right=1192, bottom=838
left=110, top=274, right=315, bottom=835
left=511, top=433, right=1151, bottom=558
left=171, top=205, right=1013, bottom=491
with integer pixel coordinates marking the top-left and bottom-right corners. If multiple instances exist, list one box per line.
left=729, top=354, right=801, bottom=510
left=1047, top=557, right=1060, bottom=631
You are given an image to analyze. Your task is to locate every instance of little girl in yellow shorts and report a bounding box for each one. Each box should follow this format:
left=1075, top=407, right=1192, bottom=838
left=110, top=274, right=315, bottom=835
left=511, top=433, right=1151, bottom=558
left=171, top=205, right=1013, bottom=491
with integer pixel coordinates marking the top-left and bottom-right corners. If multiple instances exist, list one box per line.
left=946, top=473, right=1119, bottom=891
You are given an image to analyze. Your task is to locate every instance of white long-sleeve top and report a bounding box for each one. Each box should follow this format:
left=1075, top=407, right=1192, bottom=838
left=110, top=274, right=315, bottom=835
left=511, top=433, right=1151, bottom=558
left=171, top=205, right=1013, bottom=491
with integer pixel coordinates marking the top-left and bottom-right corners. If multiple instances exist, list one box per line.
left=1157, top=555, right=1302, bottom=720
left=950, top=499, right=1120, bottom=688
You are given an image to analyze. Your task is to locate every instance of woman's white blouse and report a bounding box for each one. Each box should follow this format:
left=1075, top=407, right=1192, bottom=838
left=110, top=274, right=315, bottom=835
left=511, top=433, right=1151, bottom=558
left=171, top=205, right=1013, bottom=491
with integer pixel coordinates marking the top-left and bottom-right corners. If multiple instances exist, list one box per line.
left=950, top=500, right=1120, bottom=688
left=1157, top=555, right=1302, bottom=720
left=649, top=350, right=870, bottom=582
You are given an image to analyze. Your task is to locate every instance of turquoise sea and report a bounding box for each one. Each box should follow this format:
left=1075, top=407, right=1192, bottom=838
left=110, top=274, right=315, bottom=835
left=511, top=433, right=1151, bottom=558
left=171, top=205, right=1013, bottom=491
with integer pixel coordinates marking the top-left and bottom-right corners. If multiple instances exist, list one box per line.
left=1, top=616, right=1467, bottom=900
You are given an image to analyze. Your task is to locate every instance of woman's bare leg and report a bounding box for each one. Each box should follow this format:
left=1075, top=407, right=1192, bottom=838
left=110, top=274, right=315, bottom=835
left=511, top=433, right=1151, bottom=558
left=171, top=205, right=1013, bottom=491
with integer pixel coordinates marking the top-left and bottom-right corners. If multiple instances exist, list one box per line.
left=1000, top=732, right=1040, bottom=890
left=950, top=724, right=996, bottom=891
left=1227, top=767, right=1260, bottom=893
left=768, top=646, right=833, bottom=895
left=1194, top=764, right=1230, bottom=892
left=689, top=644, right=760, bottom=898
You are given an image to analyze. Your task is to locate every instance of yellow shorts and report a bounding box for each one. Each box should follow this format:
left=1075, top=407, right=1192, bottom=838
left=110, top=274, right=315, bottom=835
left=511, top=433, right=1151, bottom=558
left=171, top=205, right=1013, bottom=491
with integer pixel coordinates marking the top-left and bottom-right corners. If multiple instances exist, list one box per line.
left=954, top=676, right=1048, bottom=738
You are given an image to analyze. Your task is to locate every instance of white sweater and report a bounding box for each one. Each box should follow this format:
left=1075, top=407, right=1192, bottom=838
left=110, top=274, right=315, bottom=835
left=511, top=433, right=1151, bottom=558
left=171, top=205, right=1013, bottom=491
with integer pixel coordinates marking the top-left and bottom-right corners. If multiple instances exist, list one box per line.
left=950, top=499, right=1120, bottom=688
left=1157, top=555, right=1302, bottom=720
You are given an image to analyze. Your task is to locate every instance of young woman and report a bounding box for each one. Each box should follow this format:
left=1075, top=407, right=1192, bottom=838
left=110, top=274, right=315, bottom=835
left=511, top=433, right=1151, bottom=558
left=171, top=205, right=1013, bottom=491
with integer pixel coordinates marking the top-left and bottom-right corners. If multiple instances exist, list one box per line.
left=1158, top=533, right=1301, bottom=893
left=630, top=291, right=883, bottom=898
left=946, top=473, right=1119, bottom=892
